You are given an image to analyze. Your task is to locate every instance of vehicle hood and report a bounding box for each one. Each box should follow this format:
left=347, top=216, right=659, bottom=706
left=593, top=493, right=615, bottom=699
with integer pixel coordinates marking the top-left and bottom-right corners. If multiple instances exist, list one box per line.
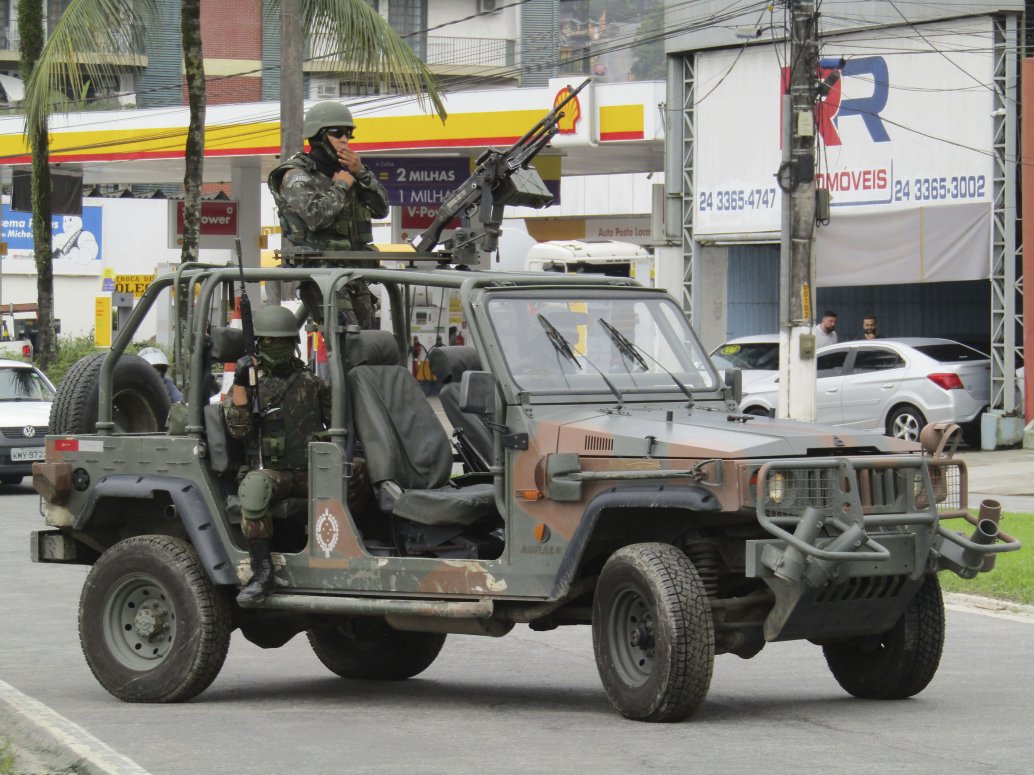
left=0, top=401, right=52, bottom=427
left=540, top=403, right=917, bottom=459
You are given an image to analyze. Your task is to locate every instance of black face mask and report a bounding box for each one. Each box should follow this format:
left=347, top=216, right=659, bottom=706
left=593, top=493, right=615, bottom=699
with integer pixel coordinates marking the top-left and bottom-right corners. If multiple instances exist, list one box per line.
left=258, top=339, right=297, bottom=375
left=309, top=134, right=342, bottom=178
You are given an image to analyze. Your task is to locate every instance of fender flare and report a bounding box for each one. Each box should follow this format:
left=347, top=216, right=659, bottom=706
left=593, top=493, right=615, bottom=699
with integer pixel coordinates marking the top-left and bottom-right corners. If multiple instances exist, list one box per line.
left=550, top=485, right=722, bottom=599
left=72, top=474, right=237, bottom=585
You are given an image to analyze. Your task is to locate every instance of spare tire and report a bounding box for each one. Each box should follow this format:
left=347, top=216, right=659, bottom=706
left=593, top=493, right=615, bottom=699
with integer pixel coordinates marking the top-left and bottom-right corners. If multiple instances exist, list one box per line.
left=50, top=353, right=171, bottom=435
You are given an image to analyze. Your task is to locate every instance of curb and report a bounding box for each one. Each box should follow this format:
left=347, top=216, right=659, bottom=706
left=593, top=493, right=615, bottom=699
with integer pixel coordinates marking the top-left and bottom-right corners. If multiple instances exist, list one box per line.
left=944, top=592, right=1034, bottom=623
left=0, top=680, right=150, bottom=775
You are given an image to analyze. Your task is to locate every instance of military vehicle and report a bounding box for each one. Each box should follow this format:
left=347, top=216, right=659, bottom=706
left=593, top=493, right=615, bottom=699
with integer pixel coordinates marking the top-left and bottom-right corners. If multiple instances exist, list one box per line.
left=30, top=82, right=1020, bottom=721
left=29, top=256, right=1020, bottom=720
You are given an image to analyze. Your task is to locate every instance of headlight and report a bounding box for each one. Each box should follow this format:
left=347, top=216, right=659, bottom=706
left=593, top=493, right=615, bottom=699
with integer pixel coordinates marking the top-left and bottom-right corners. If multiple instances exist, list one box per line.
left=767, top=471, right=787, bottom=505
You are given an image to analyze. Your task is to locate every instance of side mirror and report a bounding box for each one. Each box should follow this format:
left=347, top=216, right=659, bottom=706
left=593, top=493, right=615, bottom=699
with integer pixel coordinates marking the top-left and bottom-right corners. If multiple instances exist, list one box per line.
left=459, top=371, right=496, bottom=416
left=724, top=367, right=742, bottom=404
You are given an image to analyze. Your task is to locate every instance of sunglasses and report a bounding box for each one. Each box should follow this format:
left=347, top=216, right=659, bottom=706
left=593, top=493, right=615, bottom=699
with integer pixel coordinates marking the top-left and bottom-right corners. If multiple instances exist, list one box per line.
left=325, top=127, right=354, bottom=139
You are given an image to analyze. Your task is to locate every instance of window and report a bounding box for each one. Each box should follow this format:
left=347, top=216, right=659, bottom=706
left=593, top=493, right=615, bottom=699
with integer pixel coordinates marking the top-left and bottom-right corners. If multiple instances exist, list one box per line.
left=389, top=0, right=426, bottom=59
left=851, top=349, right=905, bottom=374
left=816, top=351, right=848, bottom=378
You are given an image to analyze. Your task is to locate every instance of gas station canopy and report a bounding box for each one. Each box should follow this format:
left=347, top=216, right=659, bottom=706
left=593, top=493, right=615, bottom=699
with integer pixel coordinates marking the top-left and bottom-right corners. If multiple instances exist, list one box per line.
left=0, top=79, right=665, bottom=186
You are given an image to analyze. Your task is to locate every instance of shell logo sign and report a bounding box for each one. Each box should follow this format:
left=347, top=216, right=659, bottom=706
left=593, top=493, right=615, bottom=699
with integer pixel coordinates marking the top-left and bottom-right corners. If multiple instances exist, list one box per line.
left=554, top=86, right=581, bottom=135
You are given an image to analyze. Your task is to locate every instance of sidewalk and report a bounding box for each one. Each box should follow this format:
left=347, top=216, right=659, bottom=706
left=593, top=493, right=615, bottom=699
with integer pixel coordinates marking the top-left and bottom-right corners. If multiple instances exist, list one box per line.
left=956, top=447, right=1034, bottom=513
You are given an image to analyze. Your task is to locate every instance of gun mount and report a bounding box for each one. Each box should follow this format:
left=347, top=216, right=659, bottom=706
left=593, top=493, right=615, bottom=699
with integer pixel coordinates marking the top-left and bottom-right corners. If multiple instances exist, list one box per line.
left=412, top=78, right=591, bottom=266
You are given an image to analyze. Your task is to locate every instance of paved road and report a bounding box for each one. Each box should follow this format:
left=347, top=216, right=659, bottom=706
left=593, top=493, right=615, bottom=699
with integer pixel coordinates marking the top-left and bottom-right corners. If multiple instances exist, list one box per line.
left=2, top=486, right=1032, bottom=775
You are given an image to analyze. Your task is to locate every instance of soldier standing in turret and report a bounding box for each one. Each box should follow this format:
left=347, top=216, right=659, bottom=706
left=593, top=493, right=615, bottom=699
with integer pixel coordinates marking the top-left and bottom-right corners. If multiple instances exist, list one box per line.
left=268, top=101, right=389, bottom=327
left=226, top=305, right=332, bottom=604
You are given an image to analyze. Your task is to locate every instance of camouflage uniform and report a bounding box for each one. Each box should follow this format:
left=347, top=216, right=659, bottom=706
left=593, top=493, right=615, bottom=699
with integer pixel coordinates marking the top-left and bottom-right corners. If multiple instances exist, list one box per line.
left=268, top=153, right=389, bottom=327
left=268, top=152, right=389, bottom=251
left=224, top=357, right=333, bottom=540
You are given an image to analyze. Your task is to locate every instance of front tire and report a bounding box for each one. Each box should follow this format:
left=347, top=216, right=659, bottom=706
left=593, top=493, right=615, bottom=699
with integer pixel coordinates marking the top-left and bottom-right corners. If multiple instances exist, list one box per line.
left=823, top=574, right=945, bottom=700
left=592, top=543, right=715, bottom=722
left=886, top=405, right=927, bottom=442
left=307, top=618, right=445, bottom=680
left=79, top=536, right=232, bottom=702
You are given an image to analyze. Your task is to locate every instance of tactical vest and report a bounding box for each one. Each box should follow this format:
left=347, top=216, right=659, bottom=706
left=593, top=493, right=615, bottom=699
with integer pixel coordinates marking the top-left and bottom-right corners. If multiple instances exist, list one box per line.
left=267, top=153, right=375, bottom=250
left=254, top=365, right=325, bottom=471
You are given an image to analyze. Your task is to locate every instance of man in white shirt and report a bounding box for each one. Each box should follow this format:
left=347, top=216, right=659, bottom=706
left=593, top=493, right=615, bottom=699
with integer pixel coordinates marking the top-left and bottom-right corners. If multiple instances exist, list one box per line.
left=814, top=310, right=838, bottom=348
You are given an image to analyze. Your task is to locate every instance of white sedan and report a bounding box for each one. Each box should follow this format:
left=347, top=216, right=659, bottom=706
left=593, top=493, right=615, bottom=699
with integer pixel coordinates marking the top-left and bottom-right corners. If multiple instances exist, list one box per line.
left=0, top=358, right=55, bottom=486
left=736, top=338, right=990, bottom=443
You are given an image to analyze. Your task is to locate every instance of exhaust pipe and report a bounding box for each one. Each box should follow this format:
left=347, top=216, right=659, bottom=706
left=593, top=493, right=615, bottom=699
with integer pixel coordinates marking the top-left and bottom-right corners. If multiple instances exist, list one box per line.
left=962, top=501, right=1001, bottom=570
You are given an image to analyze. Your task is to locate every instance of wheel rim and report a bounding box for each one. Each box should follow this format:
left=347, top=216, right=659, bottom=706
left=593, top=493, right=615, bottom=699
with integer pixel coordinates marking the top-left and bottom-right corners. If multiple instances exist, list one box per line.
left=892, top=412, right=921, bottom=441
left=605, top=585, right=655, bottom=687
left=112, top=388, right=161, bottom=433
left=103, top=573, right=178, bottom=669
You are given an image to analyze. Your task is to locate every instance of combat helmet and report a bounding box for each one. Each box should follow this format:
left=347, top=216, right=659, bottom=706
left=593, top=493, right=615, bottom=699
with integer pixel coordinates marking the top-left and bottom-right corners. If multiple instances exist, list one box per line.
left=303, top=101, right=355, bottom=140
left=253, top=305, right=299, bottom=338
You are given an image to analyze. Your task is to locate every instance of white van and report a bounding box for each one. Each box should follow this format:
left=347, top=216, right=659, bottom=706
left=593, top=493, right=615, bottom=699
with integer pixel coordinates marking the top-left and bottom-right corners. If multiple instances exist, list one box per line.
left=524, top=240, right=655, bottom=287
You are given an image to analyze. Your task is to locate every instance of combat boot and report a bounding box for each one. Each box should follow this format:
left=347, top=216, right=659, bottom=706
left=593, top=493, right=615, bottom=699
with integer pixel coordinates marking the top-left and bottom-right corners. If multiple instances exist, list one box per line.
left=237, top=539, right=276, bottom=604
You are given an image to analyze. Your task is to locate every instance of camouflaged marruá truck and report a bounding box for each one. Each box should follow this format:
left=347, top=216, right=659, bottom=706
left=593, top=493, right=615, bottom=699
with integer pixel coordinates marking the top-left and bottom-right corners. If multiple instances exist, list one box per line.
left=31, top=262, right=1020, bottom=721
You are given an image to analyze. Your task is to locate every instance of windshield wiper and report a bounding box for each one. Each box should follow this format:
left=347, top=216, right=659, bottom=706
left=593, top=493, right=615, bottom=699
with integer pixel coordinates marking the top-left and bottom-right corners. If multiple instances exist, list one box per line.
left=599, top=318, right=649, bottom=372
left=536, top=313, right=581, bottom=369
left=537, top=313, right=625, bottom=407
left=597, top=318, right=695, bottom=405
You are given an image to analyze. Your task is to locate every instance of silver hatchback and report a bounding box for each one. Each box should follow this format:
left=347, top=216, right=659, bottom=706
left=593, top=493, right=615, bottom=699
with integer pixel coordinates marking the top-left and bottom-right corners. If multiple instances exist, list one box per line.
left=739, top=338, right=990, bottom=443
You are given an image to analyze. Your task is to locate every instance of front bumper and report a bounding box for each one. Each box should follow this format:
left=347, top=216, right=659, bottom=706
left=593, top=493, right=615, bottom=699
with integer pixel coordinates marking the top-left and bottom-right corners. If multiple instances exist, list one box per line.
left=745, top=455, right=1021, bottom=641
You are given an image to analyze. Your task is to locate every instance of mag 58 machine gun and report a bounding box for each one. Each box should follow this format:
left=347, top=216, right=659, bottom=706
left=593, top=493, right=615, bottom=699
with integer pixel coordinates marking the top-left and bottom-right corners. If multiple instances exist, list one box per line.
left=413, top=78, right=590, bottom=266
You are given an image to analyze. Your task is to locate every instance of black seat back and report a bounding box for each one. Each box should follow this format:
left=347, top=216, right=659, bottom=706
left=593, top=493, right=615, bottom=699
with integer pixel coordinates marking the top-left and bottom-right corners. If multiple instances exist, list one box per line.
left=428, top=346, right=494, bottom=468
left=346, top=331, right=453, bottom=489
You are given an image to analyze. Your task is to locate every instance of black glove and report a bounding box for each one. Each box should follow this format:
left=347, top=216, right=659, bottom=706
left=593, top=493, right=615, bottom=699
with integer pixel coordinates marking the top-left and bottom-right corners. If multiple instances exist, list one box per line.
left=233, top=356, right=255, bottom=386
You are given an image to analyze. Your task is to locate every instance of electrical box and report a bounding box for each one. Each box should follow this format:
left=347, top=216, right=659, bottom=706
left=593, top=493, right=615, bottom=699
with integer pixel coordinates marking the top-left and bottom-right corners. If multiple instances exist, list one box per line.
left=799, top=333, right=816, bottom=360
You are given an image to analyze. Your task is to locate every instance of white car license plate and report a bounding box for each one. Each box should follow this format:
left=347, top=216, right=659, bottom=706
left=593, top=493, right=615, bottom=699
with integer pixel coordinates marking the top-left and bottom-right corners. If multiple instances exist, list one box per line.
left=10, top=447, right=44, bottom=462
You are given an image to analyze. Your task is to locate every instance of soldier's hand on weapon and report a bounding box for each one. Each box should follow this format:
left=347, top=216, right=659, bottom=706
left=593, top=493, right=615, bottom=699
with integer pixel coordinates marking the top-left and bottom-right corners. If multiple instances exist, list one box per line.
left=232, top=355, right=257, bottom=406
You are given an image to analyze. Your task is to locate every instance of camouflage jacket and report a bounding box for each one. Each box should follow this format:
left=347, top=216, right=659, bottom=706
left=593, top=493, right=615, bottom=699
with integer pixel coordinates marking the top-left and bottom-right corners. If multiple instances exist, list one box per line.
left=224, top=360, right=333, bottom=472
left=268, top=153, right=390, bottom=251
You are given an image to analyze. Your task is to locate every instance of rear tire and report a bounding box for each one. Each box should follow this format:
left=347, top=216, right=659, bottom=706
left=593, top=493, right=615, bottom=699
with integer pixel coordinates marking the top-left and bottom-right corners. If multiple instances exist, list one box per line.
left=307, top=618, right=445, bottom=680
left=50, top=353, right=170, bottom=435
left=592, top=543, right=715, bottom=722
left=79, top=535, right=232, bottom=702
left=886, top=405, right=926, bottom=442
left=0, top=475, right=23, bottom=485
left=823, top=574, right=945, bottom=700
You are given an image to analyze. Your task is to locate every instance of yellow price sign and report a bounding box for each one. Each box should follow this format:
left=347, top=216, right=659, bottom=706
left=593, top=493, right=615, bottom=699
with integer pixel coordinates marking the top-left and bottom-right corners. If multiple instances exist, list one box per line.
left=114, top=274, right=155, bottom=298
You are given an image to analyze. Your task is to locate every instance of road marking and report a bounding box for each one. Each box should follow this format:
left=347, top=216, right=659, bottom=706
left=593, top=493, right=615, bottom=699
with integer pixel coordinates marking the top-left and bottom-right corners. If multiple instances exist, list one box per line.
left=0, top=679, right=151, bottom=775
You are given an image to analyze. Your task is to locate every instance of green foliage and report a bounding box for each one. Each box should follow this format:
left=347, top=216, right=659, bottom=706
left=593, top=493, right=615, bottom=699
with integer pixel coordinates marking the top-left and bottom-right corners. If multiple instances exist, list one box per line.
left=939, top=513, right=1034, bottom=605
left=45, top=334, right=104, bottom=387
left=0, top=736, right=16, bottom=775
left=43, top=335, right=166, bottom=387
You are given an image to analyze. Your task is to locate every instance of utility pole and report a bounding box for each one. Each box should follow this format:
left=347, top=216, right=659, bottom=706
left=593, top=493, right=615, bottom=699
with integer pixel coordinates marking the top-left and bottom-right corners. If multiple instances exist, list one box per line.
left=777, top=0, right=821, bottom=422
left=280, top=0, right=304, bottom=160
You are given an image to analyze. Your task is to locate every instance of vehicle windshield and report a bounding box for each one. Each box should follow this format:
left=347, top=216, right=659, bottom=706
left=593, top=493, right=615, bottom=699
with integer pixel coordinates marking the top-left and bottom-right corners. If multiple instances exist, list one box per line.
left=486, top=293, right=719, bottom=394
left=0, top=367, right=54, bottom=401
left=711, top=342, right=779, bottom=371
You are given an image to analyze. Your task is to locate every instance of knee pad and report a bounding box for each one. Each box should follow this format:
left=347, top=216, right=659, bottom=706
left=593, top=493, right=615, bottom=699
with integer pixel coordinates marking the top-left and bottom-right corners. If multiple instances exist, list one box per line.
left=239, top=471, right=274, bottom=520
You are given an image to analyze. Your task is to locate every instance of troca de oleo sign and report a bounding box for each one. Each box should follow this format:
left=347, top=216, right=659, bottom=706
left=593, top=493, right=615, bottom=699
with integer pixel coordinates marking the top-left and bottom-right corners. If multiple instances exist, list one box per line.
left=0, top=79, right=650, bottom=165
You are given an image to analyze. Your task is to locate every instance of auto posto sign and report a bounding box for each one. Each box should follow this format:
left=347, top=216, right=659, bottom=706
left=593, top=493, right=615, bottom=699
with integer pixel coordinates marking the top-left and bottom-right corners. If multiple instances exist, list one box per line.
left=168, top=201, right=239, bottom=249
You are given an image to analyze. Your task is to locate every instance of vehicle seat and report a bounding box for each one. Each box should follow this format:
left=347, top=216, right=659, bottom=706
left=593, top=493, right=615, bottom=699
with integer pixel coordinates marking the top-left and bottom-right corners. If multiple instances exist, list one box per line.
left=428, top=346, right=494, bottom=470
left=346, top=331, right=496, bottom=527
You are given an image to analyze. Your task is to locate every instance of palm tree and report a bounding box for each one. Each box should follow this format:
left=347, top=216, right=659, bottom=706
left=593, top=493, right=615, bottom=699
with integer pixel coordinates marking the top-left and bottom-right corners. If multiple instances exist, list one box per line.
left=21, top=0, right=445, bottom=359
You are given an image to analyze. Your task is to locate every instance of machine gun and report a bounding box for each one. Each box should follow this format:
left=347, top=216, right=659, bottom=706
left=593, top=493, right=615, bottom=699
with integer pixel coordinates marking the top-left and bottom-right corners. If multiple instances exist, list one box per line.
left=412, top=78, right=591, bottom=265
